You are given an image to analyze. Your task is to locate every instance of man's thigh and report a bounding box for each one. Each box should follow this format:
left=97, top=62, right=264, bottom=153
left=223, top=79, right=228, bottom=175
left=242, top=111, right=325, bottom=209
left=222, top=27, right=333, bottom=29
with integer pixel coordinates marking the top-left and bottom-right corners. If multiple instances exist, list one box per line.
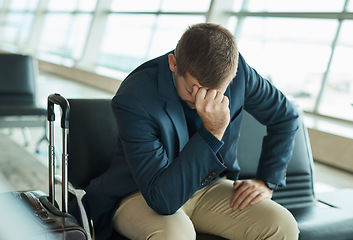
left=113, top=193, right=196, bottom=240
left=190, top=178, right=299, bottom=240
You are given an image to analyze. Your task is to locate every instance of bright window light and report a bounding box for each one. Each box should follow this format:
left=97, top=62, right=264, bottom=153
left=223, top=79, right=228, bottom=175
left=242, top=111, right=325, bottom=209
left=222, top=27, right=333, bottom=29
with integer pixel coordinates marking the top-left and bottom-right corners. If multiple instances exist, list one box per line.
left=48, top=0, right=96, bottom=12
left=38, top=14, right=91, bottom=64
left=9, top=0, right=38, bottom=11
left=236, top=17, right=338, bottom=111
left=246, top=0, right=346, bottom=12
left=148, top=15, right=205, bottom=58
left=111, top=0, right=161, bottom=12
left=99, top=14, right=156, bottom=73
left=319, top=20, right=353, bottom=121
left=160, top=0, right=211, bottom=12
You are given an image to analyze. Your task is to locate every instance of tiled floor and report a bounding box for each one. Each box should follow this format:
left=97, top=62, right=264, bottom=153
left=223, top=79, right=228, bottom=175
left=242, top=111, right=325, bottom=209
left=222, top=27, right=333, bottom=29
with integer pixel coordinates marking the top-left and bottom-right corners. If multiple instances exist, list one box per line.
left=2, top=70, right=353, bottom=194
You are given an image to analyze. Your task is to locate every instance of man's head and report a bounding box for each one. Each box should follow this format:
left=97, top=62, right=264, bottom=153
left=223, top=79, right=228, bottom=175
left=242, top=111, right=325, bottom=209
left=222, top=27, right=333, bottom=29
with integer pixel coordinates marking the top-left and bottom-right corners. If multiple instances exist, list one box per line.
left=169, top=23, right=238, bottom=108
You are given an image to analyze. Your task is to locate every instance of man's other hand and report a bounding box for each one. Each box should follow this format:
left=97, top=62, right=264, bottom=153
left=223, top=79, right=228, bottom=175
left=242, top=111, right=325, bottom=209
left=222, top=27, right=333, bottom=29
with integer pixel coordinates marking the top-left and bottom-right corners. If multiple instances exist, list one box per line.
left=230, top=180, right=273, bottom=211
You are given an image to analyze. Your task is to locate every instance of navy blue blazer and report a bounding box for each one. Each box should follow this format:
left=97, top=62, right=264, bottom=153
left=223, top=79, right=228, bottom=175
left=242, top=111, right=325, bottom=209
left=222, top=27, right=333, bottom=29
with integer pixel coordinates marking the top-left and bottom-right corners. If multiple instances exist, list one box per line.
left=82, top=51, right=299, bottom=239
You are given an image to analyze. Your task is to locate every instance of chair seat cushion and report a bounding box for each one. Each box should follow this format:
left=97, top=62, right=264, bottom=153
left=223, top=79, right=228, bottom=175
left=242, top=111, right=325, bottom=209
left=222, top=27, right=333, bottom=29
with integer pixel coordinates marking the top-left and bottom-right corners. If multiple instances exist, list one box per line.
left=290, top=203, right=353, bottom=240
left=317, top=189, right=353, bottom=213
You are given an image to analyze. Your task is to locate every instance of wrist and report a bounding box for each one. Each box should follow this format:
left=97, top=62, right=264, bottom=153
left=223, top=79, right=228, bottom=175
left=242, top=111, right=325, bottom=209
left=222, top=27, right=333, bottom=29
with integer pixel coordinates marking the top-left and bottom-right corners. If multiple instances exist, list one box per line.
left=198, top=125, right=224, bottom=153
left=204, top=126, right=224, bottom=141
left=264, top=181, right=278, bottom=191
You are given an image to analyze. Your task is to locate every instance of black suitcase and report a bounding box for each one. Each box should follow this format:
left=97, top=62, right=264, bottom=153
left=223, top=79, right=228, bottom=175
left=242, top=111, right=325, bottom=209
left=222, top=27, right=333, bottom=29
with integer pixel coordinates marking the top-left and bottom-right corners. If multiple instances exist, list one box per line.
left=0, top=190, right=88, bottom=240
left=0, top=93, right=91, bottom=240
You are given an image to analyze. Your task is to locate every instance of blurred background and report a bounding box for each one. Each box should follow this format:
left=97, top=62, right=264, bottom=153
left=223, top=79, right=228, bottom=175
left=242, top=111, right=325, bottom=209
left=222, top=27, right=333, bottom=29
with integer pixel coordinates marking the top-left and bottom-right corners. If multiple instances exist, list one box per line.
left=0, top=0, right=352, bottom=187
left=1, top=2, right=353, bottom=239
left=0, top=0, right=352, bottom=121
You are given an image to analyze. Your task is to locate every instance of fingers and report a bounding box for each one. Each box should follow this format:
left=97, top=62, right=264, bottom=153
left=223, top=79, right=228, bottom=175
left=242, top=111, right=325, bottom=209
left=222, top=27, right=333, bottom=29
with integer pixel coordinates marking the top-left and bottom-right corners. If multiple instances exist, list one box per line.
left=195, top=88, right=229, bottom=112
left=221, top=95, right=229, bottom=105
left=195, top=87, right=207, bottom=103
left=231, top=187, right=261, bottom=210
left=194, top=87, right=230, bottom=140
left=215, top=91, right=225, bottom=104
left=231, top=180, right=273, bottom=211
left=233, top=180, right=244, bottom=190
left=250, top=193, right=266, bottom=206
left=231, top=181, right=256, bottom=210
left=195, top=87, right=224, bottom=101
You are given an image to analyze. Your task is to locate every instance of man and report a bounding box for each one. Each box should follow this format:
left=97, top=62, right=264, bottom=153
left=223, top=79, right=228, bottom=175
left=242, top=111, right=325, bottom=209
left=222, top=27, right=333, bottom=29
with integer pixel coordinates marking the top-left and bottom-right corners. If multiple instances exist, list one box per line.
left=83, top=23, right=299, bottom=239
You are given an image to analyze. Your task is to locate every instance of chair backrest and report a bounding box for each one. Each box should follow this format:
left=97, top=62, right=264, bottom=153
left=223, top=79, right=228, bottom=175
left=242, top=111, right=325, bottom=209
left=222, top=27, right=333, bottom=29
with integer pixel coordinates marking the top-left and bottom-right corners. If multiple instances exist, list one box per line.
left=68, top=98, right=315, bottom=209
left=0, top=53, right=37, bottom=106
left=237, top=108, right=315, bottom=208
left=68, top=99, right=118, bottom=189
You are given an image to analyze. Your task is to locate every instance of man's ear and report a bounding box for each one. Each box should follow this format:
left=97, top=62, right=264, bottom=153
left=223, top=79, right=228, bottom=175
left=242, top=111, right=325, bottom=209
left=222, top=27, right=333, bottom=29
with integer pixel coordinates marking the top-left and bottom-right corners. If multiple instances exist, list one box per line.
left=168, top=54, right=177, bottom=72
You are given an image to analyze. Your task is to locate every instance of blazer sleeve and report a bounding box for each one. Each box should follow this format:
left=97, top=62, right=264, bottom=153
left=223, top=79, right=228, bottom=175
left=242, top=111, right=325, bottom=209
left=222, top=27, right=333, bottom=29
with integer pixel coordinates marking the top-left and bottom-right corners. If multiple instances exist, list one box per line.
left=240, top=54, right=299, bottom=186
left=111, top=93, right=226, bottom=215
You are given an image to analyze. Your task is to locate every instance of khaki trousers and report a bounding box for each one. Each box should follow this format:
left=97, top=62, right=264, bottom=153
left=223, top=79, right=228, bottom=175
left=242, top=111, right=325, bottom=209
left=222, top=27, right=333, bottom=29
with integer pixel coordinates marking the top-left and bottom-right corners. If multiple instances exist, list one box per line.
left=113, top=178, right=299, bottom=240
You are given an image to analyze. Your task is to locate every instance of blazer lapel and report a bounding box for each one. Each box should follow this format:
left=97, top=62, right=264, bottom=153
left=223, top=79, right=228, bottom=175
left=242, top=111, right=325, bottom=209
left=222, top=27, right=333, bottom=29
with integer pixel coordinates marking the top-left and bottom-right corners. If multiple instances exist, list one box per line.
left=158, top=52, right=189, bottom=151
left=166, top=101, right=189, bottom=151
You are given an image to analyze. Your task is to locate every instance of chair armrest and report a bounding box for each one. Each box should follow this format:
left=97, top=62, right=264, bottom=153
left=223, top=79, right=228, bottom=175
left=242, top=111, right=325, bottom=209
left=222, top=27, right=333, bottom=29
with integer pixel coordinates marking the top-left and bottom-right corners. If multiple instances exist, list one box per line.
left=55, top=175, right=95, bottom=240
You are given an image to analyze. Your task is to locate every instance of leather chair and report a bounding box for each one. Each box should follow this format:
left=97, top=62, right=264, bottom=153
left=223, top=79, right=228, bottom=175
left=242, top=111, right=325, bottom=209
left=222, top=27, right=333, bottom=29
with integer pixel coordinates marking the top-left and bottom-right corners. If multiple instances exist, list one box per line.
left=0, top=53, right=47, bottom=150
left=67, top=98, right=353, bottom=240
left=238, top=108, right=353, bottom=240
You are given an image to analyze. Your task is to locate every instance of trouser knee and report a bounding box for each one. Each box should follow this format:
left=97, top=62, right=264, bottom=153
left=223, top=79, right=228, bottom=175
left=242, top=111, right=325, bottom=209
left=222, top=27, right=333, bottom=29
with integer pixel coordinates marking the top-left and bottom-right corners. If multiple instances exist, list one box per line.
left=265, top=206, right=299, bottom=240
left=240, top=200, right=299, bottom=240
left=148, top=216, right=196, bottom=240
left=113, top=193, right=196, bottom=240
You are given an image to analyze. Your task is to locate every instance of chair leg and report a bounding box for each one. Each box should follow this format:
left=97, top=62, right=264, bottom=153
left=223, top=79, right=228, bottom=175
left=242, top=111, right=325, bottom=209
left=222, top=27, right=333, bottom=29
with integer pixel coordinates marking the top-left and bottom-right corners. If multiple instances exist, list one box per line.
left=22, top=127, right=31, bottom=147
left=35, top=133, right=49, bottom=153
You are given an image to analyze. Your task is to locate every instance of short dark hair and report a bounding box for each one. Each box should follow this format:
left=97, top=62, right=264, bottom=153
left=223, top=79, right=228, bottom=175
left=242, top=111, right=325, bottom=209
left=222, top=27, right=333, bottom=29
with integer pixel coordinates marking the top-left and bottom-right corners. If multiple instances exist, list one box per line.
left=175, top=23, right=238, bottom=89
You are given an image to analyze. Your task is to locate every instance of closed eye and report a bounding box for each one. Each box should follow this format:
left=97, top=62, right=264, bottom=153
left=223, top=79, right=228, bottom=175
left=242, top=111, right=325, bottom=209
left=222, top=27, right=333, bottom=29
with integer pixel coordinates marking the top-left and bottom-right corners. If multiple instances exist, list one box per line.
left=185, top=87, right=192, bottom=95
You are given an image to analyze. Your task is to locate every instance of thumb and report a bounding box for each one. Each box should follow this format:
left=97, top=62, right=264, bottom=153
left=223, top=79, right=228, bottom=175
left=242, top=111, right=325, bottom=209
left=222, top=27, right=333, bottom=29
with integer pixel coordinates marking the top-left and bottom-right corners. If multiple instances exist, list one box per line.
left=233, top=180, right=243, bottom=190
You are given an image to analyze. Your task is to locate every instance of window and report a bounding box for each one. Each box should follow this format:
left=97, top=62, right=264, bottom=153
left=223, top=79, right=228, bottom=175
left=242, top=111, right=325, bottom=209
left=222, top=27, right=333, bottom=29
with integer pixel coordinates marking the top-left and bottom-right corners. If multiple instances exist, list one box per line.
left=10, top=0, right=38, bottom=11
left=236, top=17, right=338, bottom=111
left=347, top=0, right=353, bottom=11
left=0, top=0, right=37, bottom=51
left=97, top=0, right=209, bottom=77
left=36, top=0, right=96, bottom=65
left=232, top=0, right=245, bottom=12
left=160, top=0, right=210, bottom=12
left=0, top=0, right=351, bottom=124
left=318, top=20, right=353, bottom=121
left=48, top=0, right=96, bottom=12
left=3, top=13, right=34, bottom=45
left=37, top=13, right=92, bottom=66
left=111, top=0, right=161, bottom=12
left=147, top=15, right=205, bottom=58
left=98, top=14, right=156, bottom=73
left=246, top=0, right=345, bottom=12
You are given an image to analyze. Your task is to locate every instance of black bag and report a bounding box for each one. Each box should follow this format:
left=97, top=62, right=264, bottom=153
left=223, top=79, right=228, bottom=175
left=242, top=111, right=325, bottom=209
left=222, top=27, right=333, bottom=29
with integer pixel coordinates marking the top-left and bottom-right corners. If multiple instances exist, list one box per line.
left=0, top=190, right=88, bottom=240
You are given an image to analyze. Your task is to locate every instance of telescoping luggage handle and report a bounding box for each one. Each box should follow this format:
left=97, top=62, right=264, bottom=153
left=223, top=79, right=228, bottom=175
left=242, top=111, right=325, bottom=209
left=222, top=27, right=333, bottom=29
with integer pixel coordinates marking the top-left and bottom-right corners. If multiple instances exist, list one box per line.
left=47, top=93, right=70, bottom=213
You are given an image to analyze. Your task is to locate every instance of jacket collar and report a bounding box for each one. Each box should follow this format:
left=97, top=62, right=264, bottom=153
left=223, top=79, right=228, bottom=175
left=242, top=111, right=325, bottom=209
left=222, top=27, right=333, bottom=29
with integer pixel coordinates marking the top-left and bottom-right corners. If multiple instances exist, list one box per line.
left=158, top=52, right=189, bottom=151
